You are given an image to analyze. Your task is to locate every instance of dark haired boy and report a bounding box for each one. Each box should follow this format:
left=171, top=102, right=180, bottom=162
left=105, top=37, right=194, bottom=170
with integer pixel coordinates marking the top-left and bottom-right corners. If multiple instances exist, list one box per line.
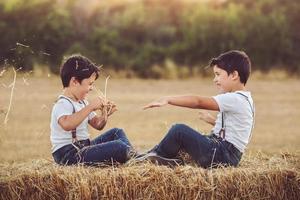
left=50, top=54, right=133, bottom=165
left=139, top=50, right=255, bottom=168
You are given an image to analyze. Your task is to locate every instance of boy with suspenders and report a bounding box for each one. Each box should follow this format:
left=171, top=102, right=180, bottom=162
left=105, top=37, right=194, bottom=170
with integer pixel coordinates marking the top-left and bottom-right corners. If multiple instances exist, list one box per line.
left=50, top=55, right=134, bottom=165
left=139, top=50, right=255, bottom=168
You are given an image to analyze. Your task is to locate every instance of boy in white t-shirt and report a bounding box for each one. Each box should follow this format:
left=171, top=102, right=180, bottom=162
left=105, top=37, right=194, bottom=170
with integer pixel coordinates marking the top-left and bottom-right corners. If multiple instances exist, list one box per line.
left=51, top=54, right=134, bottom=165
left=139, top=50, right=255, bottom=168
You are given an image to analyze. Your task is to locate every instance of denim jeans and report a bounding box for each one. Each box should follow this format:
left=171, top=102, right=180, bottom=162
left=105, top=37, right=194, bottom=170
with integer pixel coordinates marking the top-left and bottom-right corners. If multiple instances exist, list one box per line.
left=52, top=128, right=132, bottom=166
left=154, top=124, right=243, bottom=168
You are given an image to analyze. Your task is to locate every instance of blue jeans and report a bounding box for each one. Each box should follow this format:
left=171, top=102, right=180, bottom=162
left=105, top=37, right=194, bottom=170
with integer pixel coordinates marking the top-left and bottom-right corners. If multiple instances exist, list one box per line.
left=52, top=128, right=132, bottom=166
left=153, top=124, right=242, bottom=168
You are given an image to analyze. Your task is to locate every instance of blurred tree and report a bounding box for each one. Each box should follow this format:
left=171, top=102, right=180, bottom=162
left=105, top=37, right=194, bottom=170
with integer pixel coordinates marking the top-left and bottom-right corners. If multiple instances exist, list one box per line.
left=0, top=0, right=300, bottom=76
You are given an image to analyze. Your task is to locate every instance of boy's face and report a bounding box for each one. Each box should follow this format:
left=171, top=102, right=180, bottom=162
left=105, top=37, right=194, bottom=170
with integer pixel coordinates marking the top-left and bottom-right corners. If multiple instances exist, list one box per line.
left=213, top=65, right=235, bottom=93
left=72, top=73, right=96, bottom=100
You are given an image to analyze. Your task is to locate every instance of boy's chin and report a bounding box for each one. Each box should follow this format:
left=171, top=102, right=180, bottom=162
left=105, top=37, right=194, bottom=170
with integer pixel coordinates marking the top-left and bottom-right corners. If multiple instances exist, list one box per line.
left=79, top=94, right=88, bottom=101
left=216, top=88, right=226, bottom=94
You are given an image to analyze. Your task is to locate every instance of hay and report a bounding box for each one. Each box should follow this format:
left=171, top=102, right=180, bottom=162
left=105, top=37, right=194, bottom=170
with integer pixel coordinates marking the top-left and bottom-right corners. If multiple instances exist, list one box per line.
left=0, top=153, right=299, bottom=200
left=94, top=75, right=116, bottom=119
left=3, top=68, right=17, bottom=125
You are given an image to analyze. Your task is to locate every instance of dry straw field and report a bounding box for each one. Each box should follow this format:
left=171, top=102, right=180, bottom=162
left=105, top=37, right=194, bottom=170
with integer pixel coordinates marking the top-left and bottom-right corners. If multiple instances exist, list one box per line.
left=0, top=70, right=299, bottom=199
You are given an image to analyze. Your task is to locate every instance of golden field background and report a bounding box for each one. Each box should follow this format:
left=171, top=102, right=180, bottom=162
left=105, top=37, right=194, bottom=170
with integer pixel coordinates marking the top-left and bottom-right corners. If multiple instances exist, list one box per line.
left=0, top=70, right=299, bottom=199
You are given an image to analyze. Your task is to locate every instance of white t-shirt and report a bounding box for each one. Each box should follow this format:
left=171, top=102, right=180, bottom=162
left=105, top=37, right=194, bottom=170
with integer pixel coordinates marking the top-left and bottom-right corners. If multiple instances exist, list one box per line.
left=50, top=95, right=96, bottom=153
left=212, top=91, right=255, bottom=153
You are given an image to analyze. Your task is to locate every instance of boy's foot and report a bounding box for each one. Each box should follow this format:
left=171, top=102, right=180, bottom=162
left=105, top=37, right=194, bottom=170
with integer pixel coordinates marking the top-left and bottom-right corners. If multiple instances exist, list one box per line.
left=134, top=152, right=183, bottom=167
left=127, top=149, right=145, bottom=159
left=130, top=145, right=158, bottom=159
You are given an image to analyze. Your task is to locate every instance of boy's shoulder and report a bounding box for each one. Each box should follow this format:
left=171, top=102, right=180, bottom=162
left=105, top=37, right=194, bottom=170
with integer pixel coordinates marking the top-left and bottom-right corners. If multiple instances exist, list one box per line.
left=53, top=96, right=89, bottom=112
left=215, top=91, right=252, bottom=99
left=213, top=91, right=253, bottom=112
left=53, top=95, right=74, bottom=110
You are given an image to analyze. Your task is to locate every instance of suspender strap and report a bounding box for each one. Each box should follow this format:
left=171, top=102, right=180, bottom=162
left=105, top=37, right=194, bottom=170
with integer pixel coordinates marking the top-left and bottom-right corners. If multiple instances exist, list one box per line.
left=236, top=92, right=255, bottom=141
left=218, top=112, right=226, bottom=140
left=218, top=92, right=254, bottom=141
left=221, top=112, right=224, bottom=128
left=236, top=92, right=255, bottom=116
left=57, top=96, right=86, bottom=144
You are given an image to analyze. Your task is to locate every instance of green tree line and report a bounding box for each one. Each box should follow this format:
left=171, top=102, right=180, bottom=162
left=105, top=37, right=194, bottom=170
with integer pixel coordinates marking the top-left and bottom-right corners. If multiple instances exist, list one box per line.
left=0, top=0, right=299, bottom=77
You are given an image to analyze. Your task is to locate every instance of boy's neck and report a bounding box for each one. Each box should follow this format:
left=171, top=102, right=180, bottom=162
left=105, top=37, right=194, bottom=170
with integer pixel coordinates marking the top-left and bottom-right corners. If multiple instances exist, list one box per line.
left=230, top=83, right=246, bottom=92
left=63, top=88, right=79, bottom=102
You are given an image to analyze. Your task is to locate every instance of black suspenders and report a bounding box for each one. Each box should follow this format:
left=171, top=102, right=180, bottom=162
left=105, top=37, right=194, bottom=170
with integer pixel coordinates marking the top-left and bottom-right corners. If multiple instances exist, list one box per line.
left=218, top=112, right=226, bottom=140
left=57, top=96, right=86, bottom=148
left=236, top=92, right=255, bottom=140
left=236, top=92, right=255, bottom=116
left=218, top=92, right=254, bottom=140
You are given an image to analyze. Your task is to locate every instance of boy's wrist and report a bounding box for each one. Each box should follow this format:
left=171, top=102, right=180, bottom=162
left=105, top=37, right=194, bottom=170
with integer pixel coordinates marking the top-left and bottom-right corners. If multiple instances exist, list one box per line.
left=87, top=104, right=95, bottom=112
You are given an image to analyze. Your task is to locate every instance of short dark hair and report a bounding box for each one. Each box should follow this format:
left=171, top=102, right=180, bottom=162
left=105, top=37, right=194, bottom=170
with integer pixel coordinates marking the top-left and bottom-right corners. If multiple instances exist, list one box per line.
left=60, top=54, right=99, bottom=87
left=209, top=50, right=251, bottom=85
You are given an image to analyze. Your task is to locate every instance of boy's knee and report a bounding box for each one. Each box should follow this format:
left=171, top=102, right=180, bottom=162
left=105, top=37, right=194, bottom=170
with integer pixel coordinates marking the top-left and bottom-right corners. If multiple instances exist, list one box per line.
left=112, top=128, right=125, bottom=135
left=111, top=127, right=122, bottom=132
left=114, top=141, right=131, bottom=163
left=170, top=123, right=189, bottom=132
left=108, top=128, right=125, bottom=139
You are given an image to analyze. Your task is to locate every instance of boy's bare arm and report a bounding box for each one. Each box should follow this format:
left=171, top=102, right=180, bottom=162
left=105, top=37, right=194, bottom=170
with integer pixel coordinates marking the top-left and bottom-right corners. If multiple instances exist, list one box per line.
left=89, top=101, right=118, bottom=130
left=144, top=95, right=219, bottom=111
left=58, top=97, right=104, bottom=131
left=89, top=115, right=107, bottom=130
left=58, top=104, right=96, bottom=131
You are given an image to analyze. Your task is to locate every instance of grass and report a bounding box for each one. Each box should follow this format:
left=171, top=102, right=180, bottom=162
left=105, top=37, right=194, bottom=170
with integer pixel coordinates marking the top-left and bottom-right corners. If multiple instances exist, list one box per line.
left=0, top=71, right=300, bottom=199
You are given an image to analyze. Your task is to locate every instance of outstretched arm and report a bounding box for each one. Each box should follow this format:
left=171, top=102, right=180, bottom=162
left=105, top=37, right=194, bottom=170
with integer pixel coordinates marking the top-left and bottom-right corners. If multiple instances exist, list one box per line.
left=143, top=95, right=219, bottom=111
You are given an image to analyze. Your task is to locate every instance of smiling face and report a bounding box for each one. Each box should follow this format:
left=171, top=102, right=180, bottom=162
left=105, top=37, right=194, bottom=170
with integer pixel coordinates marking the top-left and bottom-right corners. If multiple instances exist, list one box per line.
left=71, top=72, right=97, bottom=101
left=213, top=65, right=235, bottom=93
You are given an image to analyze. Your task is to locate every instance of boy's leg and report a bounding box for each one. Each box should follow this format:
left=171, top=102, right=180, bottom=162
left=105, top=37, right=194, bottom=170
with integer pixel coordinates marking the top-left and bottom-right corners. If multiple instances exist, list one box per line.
left=91, top=128, right=132, bottom=148
left=154, top=123, right=215, bottom=167
left=80, top=140, right=131, bottom=164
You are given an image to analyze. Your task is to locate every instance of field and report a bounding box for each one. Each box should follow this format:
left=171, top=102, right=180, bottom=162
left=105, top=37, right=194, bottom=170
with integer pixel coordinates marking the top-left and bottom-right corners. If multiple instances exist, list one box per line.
left=0, top=72, right=300, bottom=199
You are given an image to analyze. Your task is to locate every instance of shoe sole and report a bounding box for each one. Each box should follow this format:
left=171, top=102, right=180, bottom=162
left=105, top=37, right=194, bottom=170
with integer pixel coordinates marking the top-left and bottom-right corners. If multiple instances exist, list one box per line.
left=146, top=154, right=183, bottom=166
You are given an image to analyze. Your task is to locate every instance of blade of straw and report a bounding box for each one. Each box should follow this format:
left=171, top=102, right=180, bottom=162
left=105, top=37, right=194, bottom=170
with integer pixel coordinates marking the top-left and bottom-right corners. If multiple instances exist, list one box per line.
left=104, top=76, right=110, bottom=100
left=4, top=68, right=17, bottom=124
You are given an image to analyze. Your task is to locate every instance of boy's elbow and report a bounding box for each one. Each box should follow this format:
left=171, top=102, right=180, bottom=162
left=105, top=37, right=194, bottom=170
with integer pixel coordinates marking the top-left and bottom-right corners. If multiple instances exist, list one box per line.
left=96, top=122, right=106, bottom=130
left=58, top=117, right=74, bottom=131
left=195, top=97, right=206, bottom=109
left=60, top=123, right=73, bottom=131
left=196, top=97, right=219, bottom=111
left=97, top=126, right=104, bottom=131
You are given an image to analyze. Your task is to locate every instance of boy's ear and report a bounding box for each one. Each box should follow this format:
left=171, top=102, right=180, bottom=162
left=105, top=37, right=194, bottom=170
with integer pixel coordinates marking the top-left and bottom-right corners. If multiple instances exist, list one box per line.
left=69, top=77, right=79, bottom=86
left=231, top=70, right=240, bottom=81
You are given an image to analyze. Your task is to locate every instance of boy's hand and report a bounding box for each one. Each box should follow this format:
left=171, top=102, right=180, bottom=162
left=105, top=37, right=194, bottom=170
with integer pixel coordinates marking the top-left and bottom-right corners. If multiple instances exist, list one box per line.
left=89, top=97, right=105, bottom=111
left=198, top=111, right=216, bottom=125
left=143, top=97, right=168, bottom=110
left=106, top=100, right=118, bottom=116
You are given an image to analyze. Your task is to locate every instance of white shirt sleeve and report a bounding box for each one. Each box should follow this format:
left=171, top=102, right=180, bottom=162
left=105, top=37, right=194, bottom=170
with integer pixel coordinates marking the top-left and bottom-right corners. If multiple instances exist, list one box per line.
left=53, top=100, right=74, bottom=123
left=213, top=93, right=240, bottom=113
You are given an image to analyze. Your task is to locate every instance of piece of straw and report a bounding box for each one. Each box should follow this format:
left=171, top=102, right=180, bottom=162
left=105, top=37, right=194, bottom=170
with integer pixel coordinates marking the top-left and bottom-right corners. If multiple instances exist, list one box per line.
left=4, top=68, right=17, bottom=124
left=93, top=76, right=111, bottom=118
left=104, top=75, right=110, bottom=100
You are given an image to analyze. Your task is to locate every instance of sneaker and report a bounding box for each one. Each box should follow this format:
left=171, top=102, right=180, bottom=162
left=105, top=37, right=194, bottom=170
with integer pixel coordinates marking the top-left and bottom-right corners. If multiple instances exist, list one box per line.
left=127, top=148, right=144, bottom=159
left=134, top=152, right=183, bottom=167
left=130, top=145, right=158, bottom=159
